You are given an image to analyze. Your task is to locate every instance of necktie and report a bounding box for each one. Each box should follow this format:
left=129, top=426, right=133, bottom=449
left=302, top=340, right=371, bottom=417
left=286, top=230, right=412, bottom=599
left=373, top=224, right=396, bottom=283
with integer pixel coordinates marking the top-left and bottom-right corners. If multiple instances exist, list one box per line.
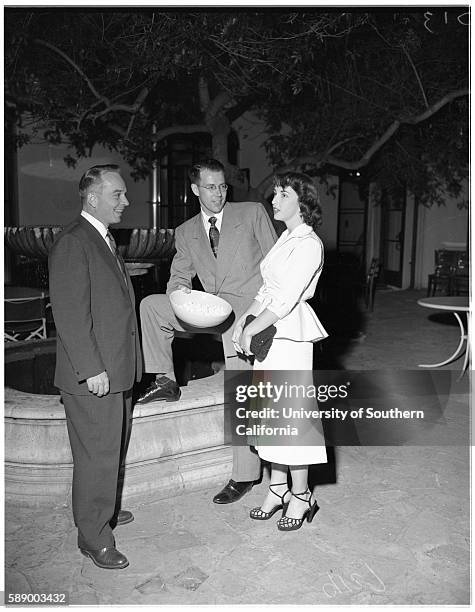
left=208, top=216, right=219, bottom=258
left=106, top=231, right=127, bottom=280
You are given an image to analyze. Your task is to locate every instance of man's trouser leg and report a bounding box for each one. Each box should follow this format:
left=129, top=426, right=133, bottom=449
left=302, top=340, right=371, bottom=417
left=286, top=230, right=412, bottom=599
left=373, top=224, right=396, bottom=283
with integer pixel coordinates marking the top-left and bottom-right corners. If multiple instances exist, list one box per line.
left=140, top=294, right=183, bottom=374
left=115, top=389, right=133, bottom=516
left=222, top=333, right=261, bottom=482
left=140, top=293, right=235, bottom=374
left=141, top=293, right=261, bottom=482
left=62, top=390, right=126, bottom=550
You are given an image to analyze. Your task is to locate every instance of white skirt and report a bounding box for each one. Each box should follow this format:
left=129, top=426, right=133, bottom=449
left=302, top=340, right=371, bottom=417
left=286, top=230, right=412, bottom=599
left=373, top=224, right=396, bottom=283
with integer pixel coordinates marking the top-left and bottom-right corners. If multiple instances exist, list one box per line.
left=252, top=338, right=327, bottom=466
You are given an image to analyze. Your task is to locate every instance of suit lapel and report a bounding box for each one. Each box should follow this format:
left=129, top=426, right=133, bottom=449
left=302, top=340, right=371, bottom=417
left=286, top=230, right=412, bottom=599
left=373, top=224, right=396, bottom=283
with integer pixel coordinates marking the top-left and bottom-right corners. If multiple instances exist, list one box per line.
left=188, top=205, right=244, bottom=294
left=79, top=217, right=130, bottom=297
left=215, top=204, right=243, bottom=292
left=191, top=212, right=217, bottom=267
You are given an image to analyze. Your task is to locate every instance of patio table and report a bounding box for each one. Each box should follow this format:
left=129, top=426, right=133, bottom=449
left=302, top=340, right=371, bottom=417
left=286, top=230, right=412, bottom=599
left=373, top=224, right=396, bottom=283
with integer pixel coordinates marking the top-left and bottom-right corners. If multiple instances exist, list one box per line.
left=417, top=296, right=470, bottom=377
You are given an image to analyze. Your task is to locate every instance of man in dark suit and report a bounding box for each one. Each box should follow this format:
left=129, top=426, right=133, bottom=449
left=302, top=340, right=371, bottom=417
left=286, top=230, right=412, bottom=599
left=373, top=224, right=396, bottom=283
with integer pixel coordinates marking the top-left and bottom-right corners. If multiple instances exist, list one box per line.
left=49, top=164, right=142, bottom=570
left=137, top=158, right=277, bottom=504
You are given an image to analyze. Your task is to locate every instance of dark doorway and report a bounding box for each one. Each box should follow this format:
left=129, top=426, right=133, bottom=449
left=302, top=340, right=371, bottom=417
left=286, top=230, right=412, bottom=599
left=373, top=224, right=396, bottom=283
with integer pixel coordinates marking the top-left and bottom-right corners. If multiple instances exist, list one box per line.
left=155, top=131, right=240, bottom=228
left=337, top=179, right=367, bottom=265
left=380, top=187, right=406, bottom=287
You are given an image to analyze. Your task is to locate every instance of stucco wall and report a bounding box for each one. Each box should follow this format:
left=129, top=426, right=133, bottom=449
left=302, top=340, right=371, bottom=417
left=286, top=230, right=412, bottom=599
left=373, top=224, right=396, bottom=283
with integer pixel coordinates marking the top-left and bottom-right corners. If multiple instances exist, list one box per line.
left=12, top=125, right=467, bottom=292
left=16, top=142, right=150, bottom=227
left=15, top=115, right=340, bottom=252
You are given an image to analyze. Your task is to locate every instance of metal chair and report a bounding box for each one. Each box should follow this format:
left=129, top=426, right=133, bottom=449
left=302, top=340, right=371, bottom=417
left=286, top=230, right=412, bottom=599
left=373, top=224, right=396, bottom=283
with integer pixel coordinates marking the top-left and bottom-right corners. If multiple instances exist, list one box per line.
left=4, top=293, right=48, bottom=342
left=452, top=251, right=469, bottom=296
left=427, top=250, right=456, bottom=296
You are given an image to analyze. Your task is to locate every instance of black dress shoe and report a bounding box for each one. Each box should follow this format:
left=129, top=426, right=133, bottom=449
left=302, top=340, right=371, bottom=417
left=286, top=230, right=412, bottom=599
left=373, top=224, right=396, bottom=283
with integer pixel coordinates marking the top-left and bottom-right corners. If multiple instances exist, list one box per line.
left=136, top=376, right=181, bottom=404
left=80, top=546, right=129, bottom=570
left=115, top=510, right=134, bottom=526
left=213, top=479, right=254, bottom=504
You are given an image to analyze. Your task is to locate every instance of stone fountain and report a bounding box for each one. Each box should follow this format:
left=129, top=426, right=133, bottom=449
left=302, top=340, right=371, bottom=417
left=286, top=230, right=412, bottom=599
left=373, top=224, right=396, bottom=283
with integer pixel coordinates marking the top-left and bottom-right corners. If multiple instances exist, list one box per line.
left=4, top=226, right=176, bottom=260
left=4, top=226, right=232, bottom=507
left=5, top=225, right=177, bottom=289
left=5, top=362, right=230, bottom=508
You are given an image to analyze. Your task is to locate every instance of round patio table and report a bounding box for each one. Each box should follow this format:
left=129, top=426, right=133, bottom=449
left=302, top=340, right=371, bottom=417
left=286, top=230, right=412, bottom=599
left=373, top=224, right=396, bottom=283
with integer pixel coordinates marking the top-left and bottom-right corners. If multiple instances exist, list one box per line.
left=417, top=296, right=470, bottom=377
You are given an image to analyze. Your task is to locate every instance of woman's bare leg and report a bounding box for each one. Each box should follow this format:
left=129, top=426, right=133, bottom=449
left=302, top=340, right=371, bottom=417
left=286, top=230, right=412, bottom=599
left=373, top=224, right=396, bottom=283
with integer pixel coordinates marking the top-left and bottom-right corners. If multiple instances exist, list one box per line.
left=258, top=463, right=289, bottom=513
left=285, top=464, right=312, bottom=519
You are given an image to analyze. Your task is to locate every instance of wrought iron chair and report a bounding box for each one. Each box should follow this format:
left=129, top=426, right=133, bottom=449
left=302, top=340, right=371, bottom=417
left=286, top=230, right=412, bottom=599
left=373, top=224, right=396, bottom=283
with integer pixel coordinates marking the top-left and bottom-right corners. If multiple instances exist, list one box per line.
left=427, top=249, right=457, bottom=296
left=4, top=292, right=48, bottom=342
left=452, top=251, right=469, bottom=296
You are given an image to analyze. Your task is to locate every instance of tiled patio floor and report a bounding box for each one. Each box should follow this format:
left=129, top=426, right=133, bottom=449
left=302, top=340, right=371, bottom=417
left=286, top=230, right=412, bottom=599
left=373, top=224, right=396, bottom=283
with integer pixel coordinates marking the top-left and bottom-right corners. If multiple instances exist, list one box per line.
left=4, top=289, right=470, bottom=606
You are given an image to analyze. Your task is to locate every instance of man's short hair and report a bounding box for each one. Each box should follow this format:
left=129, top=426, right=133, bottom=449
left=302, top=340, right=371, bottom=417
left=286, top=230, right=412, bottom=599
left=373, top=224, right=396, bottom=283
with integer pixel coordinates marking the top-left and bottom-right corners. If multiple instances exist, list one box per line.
left=188, top=159, right=225, bottom=184
left=79, top=164, right=121, bottom=203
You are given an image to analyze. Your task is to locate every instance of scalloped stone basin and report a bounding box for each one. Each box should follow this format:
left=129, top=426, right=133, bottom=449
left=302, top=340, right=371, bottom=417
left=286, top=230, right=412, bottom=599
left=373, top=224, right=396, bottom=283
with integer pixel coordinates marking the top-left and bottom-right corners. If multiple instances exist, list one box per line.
left=4, top=226, right=176, bottom=260
left=5, top=341, right=231, bottom=507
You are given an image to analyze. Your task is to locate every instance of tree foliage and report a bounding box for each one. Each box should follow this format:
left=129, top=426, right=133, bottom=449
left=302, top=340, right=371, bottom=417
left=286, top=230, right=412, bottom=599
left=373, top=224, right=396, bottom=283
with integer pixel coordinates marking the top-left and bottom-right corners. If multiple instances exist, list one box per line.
left=5, top=8, right=468, bottom=205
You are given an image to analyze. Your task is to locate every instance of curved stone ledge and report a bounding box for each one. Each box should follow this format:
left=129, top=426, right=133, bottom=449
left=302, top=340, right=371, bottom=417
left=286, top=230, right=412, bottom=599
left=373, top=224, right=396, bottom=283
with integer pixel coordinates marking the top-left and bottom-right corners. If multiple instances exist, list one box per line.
left=5, top=373, right=232, bottom=507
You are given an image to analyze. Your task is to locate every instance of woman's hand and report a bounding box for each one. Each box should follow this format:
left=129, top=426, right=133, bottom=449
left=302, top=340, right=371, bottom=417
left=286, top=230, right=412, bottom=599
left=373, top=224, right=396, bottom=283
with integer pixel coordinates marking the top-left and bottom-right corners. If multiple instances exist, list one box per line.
left=232, top=314, right=248, bottom=354
left=239, top=327, right=254, bottom=356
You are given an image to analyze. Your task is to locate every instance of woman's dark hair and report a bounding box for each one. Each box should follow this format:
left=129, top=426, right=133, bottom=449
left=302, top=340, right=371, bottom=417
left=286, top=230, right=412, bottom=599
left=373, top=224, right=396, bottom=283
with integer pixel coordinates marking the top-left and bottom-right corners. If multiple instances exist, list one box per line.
left=273, top=171, right=322, bottom=232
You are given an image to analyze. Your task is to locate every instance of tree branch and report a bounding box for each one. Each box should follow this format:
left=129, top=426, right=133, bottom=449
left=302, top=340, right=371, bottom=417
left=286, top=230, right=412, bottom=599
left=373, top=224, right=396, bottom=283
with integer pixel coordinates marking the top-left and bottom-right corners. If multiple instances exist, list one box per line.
left=34, top=38, right=150, bottom=132
left=324, top=135, right=362, bottom=157
left=256, top=88, right=469, bottom=191
left=34, top=38, right=108, bottom=104
left=206, top=91, right=233, bottom=120
left=90, top=87, right=149, bottom=122
left=405, top=88, right=468, bottom=123
left=151, top=123, right=209, bottom=142
left=326, top=87, right=469, bottom=170
left=401, top=44, right=429, bottom=109
left=198, top=76, right=210, bottom=113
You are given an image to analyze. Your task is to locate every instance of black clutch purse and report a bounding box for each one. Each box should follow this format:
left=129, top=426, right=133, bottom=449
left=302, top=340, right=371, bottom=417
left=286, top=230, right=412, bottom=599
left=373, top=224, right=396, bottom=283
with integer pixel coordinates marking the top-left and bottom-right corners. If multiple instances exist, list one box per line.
left=243, top=315, right=277, bottom=362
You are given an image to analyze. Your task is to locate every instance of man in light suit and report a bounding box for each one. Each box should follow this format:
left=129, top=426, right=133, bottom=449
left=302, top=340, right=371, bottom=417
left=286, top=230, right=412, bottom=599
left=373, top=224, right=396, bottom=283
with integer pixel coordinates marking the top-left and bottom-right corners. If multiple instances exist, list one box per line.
left=49, top=164, right=142, bottom=569
left=138, top=158, right=277, bottom=503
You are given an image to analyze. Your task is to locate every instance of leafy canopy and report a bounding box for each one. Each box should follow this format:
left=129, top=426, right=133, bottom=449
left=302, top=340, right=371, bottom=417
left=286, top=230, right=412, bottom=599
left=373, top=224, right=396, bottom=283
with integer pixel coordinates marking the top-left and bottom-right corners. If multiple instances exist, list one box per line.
left=5, top=8, right=468, bottom=205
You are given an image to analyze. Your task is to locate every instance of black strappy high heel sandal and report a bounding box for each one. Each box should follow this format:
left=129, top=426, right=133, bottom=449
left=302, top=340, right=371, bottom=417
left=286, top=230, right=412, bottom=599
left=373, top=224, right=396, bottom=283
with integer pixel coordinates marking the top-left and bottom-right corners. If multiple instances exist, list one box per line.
left=277, top=489, right=319, bottom=531
left=250, top=483, right=290, bottom=520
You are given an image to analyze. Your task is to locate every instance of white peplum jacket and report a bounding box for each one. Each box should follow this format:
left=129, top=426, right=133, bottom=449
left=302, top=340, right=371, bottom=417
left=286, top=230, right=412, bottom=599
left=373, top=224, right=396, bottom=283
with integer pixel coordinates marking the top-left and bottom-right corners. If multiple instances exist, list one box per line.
left=254, top=222, right=328, bottom=343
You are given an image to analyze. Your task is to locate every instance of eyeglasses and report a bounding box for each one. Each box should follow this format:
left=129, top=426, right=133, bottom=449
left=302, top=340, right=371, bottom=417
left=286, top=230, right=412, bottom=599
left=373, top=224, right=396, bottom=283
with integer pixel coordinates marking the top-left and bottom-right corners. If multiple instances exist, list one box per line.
left=199, top=183, right=228, bottom=193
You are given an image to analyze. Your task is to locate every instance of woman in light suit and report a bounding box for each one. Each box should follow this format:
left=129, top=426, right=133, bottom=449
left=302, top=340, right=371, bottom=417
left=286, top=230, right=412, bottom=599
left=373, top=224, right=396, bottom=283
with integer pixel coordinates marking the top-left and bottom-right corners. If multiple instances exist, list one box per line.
left=232, top=171, right=328, bottom=531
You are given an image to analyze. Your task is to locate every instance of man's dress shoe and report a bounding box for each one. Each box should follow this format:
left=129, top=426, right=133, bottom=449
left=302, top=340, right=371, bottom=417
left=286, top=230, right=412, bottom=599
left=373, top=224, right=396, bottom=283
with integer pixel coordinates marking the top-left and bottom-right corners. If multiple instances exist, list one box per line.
left=115, top=510, right=134, bottom=526
left=213, top=479, right=254, bottom=504
left=136, top=376, right=181, bottom=404
left=80, top=546, right=129, bottom=570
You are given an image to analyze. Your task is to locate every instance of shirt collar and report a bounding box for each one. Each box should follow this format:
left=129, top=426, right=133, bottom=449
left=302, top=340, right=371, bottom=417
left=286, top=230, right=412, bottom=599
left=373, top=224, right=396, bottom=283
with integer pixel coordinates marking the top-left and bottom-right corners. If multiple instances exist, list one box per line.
left=81, top=210, right=108, bottom=239
left=201, top=207, right=224, bottom=231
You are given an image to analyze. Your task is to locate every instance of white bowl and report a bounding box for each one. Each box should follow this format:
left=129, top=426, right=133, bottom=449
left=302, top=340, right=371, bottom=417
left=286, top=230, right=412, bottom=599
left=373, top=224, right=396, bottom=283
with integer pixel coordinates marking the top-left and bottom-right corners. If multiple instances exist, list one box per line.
left=169, top=290, right=232, bottom=328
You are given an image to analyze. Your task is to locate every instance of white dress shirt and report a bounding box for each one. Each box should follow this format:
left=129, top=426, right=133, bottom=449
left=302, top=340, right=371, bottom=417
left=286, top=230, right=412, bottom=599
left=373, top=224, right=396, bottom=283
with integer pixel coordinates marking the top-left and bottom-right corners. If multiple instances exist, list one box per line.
left=201, top=208, right=224, bottom=234
left=81, top=210, right=114, bottom=253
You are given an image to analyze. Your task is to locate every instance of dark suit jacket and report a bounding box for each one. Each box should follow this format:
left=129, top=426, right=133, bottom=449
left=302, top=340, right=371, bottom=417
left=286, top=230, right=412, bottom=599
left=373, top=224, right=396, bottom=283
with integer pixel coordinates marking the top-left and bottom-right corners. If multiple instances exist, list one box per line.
left=48, top=216, right=142, bottom=395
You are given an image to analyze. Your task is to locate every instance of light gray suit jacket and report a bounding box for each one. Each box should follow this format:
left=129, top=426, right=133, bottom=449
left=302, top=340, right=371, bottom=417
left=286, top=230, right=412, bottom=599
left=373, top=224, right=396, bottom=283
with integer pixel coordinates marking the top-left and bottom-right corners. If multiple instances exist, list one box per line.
left=167, top=201, right=277, bottom=354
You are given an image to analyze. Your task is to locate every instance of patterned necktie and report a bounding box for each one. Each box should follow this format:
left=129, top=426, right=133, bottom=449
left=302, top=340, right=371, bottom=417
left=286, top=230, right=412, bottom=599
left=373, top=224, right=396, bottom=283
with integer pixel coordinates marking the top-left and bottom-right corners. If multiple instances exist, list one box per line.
left=208, top=216, right=219, bottom=258
left=106, top=231, right=127, bottom=280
